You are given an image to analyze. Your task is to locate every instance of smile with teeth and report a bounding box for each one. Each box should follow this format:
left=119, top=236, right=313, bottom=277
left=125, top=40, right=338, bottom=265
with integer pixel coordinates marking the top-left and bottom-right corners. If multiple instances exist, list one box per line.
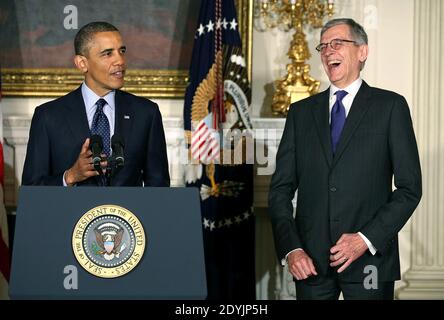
left=328, top=60, right=342, bottom=68
left=111, top=70, right=125, bottom=78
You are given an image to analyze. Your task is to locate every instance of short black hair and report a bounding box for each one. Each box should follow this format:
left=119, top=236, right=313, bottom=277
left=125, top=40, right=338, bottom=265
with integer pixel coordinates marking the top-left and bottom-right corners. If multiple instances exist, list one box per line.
left=74, top=21, right=119, bottom=56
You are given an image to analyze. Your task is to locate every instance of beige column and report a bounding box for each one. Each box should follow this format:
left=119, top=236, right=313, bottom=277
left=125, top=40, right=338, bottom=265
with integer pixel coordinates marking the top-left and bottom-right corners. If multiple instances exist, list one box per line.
left=397, top=0, right=444, bottom=299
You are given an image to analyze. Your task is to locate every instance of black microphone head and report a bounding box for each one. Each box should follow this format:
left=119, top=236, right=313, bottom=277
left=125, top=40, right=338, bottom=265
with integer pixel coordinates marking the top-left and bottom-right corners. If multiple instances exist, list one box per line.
left=90, top=134, right=103, bottom=167
left=90, top=134, right=103, bottom=149
left=111, top=134, right=124, bottom=167
left=111, top=134, right=124, bottom=148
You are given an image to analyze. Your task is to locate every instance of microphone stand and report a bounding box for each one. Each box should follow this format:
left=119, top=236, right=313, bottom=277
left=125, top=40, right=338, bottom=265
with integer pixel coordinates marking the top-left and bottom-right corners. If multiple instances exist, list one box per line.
left=105, top=166, right=112, bottom=186
left=95, top=155, right=107, bottom=187
left=105, top=156, right=123, bottom=186
left=97, top=155, right=111, bottom=187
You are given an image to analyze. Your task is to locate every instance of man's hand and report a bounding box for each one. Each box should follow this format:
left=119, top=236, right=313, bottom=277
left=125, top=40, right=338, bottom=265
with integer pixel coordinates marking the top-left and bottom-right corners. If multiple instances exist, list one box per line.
left=64, top=138, right=107, bottom=185
left=329, top=233, right=368, bottom=273
left=287, top=249, right=318, bottom=280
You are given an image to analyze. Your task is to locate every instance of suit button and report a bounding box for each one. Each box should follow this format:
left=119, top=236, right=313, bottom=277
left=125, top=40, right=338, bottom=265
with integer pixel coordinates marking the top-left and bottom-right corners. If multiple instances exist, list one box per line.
left=330, top=187, right=337, bottom=192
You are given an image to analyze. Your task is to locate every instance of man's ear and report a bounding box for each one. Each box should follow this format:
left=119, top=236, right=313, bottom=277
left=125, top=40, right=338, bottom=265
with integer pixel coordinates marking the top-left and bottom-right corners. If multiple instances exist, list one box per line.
left=74, top=55, right=88, bottom=73
left=359, top=44, right=369, bottom=63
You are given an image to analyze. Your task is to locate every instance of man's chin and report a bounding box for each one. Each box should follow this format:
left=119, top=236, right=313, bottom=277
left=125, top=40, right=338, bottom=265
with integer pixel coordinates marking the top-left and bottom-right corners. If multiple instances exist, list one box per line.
left=110, top=80, right=125, bottom=90
left=328, top=75, right=345, bottom=87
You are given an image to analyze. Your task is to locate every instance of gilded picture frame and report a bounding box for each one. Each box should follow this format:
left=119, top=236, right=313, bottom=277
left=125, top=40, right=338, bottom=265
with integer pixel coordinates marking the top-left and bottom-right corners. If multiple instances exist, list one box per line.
left=0, top=0, right=252, bottom=98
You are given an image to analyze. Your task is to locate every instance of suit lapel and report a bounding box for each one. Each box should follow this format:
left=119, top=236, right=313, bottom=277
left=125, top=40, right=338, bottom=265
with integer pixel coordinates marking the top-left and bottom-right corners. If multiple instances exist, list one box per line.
left=114, top=90, right=133, bottom=148
left=332, top=81, right=372, bottom=167
left=311, top=89, right=333, bottom=167
left=65, top=86, right=90, bottom=142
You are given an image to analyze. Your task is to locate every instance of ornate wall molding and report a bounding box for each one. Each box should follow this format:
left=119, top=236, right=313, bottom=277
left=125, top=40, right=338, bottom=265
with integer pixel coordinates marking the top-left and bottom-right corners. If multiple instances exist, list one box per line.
left=397, top=0, right=444, bottom=300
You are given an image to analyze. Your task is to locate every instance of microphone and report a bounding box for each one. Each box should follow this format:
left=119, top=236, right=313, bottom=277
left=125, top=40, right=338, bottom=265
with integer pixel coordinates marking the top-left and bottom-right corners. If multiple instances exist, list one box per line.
left=90, top=134, right=103, bottom=174
left=111, top=134, right=125, bottom=168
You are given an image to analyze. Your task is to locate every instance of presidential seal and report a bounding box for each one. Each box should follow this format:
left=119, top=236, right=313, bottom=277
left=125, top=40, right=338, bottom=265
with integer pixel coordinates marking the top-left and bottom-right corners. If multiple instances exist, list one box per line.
left=72, top=205, right=145, bottom=278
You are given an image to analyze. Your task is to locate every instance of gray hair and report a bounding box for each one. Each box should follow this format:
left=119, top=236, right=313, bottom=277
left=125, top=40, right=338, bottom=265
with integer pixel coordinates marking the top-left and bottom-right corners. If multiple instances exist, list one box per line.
left=321, top=18, right=368, bottom=45
left=74, top=21, right=119, bottom=56
left=321, top=18, right=368, bottom=69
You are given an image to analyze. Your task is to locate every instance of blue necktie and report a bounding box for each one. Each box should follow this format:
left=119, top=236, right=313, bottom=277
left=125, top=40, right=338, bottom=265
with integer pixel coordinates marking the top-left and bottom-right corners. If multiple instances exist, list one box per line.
left=331, top=90, right=348, bottom=154
left=91, top=98, right=110, bottom=156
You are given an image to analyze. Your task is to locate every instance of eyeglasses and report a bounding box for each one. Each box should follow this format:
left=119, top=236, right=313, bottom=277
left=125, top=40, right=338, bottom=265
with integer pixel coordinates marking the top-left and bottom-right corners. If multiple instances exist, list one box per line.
left=315, top=39, right=358, bottom=53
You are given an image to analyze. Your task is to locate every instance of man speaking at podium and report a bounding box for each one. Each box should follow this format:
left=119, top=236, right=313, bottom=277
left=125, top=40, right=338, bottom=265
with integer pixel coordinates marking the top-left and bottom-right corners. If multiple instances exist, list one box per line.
left=22, top=21, right=170, bottom=187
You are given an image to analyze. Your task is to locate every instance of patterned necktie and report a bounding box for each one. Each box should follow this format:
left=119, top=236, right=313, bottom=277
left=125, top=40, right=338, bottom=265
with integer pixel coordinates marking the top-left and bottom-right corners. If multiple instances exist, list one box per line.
left=91, top=98, right=110, bottom=156
left=330, top=90, right=348, bottom=154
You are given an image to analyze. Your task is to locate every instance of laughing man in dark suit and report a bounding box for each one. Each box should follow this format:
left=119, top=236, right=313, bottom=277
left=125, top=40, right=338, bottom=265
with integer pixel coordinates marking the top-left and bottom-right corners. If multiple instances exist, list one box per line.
left=22, top=21, right=170, bottom=187
left=268, top=18, right=421, bottom=299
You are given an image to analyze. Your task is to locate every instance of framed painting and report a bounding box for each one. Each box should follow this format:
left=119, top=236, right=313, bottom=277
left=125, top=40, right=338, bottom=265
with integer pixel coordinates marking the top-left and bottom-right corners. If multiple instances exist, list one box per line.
left=0, top=0, right=252, bottom=98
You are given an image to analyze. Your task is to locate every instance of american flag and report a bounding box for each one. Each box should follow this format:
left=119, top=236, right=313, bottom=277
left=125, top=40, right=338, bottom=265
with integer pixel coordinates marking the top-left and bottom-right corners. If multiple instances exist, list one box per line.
left=190, top=119, right=220, bottom=163
left=183, top=0, right=255, bottom=300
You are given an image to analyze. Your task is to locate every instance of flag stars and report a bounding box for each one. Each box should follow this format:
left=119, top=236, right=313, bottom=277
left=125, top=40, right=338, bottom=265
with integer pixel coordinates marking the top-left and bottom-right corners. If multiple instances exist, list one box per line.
left=196, top=18, right=236, bottom=36
left=203, top=217, right=216, bottom=231
left=197, top=24, right=205, bottom=36
left=224, top=218, right=233, bottom=227
left=230, top=18, right=238, bottom=30
left=203, top=211, right=253, bottom=231
left=222, top=18, right=228, bottom=29
left=207, top=20, right=214, bottom=32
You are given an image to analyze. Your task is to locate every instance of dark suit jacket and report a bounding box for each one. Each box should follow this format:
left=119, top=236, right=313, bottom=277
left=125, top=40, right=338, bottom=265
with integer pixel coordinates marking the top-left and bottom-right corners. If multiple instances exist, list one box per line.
left=268, top=81, right=422, bottom=282
left=22, top=86, right=170, bottom=187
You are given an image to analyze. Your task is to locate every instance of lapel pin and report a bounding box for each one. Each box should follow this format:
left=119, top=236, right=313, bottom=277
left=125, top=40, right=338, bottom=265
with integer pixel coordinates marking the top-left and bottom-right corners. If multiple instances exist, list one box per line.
left=124, top=115, right=130, bottom=119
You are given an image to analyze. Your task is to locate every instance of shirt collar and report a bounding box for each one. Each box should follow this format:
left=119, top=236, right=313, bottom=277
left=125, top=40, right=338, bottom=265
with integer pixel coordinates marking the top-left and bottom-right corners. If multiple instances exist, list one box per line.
left=81, top=82, right=116, bottom=111
left=329, top=77, right=363, bottom=99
